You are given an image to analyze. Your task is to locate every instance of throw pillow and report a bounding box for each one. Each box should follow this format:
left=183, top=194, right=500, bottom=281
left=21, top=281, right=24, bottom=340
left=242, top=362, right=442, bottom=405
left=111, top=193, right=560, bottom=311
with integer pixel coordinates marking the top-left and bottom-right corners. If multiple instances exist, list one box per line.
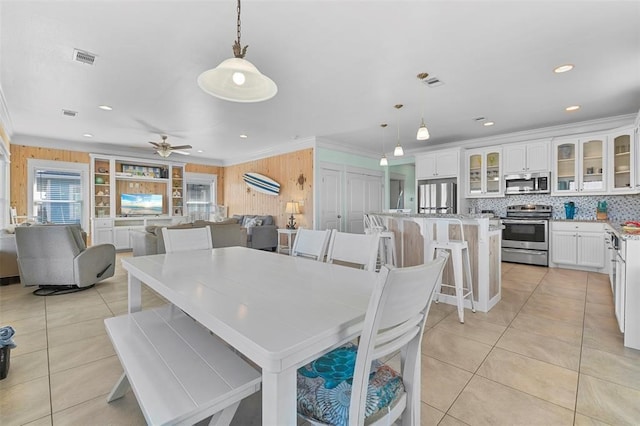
left=243, top=217, right=263, bottom=228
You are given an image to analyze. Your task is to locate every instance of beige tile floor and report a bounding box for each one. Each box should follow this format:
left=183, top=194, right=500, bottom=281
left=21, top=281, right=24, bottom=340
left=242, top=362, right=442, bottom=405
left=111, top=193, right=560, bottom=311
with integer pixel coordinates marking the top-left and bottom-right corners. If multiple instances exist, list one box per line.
left=1, top=255, right=639, bottom=425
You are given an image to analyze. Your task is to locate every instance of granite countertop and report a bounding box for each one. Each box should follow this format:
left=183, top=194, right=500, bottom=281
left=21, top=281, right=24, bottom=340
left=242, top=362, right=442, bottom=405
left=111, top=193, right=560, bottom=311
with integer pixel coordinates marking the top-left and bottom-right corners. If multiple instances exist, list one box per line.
left=608, top=223, right=640, bottom=241
left=375, top=212, right=494, bottom=219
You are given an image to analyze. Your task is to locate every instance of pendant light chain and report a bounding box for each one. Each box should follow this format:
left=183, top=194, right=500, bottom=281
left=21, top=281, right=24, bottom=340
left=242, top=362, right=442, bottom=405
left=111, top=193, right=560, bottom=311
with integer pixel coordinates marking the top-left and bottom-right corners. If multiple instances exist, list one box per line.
left=233, top=0, right=248, bottom=58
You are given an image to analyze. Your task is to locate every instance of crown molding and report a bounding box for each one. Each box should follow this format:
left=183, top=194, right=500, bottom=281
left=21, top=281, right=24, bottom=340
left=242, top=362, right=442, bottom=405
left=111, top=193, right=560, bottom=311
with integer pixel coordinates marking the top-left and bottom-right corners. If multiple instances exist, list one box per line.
left=316, top=137, right=381, bottom=160
left=406, top=114, right=636, bottom=155
left=10, top=134, right=225, bottom=166
left=221, top=136, right=316, bottom=166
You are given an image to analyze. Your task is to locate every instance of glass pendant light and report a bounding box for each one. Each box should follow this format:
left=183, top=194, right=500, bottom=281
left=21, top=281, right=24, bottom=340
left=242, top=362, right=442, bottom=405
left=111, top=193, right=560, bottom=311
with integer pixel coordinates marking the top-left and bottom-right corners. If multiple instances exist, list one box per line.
left=197, top=0, right=277, bottom=102
left=394, top=104, right=404, bottom=156
left=379, top=123, right=389, bottom=166
left=416, top=73, right=431, bottom=140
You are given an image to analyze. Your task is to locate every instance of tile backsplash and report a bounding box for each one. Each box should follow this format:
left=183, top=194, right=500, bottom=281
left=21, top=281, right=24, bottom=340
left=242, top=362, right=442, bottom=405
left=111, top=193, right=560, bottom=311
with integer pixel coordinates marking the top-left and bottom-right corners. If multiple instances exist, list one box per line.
left=469, top=193, right=640, bottom=223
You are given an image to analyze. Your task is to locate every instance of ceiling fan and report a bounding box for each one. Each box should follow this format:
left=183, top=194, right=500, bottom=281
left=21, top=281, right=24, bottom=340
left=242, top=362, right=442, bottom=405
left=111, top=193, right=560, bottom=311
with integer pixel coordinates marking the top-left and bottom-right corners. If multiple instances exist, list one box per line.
left=149, top=135, right=192, bottom=158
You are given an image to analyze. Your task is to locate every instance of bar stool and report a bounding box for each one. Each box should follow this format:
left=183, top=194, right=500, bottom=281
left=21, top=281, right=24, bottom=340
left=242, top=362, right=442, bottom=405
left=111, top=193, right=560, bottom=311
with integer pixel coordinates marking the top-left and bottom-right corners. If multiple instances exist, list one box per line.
left=426, top=218, right=475, bottom=323
left=364, top=214, right=397, bottom=268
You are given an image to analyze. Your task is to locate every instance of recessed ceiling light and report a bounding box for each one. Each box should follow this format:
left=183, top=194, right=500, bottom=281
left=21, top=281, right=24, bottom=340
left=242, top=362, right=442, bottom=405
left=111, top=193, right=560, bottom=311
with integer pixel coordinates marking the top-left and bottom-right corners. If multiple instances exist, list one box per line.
left=98, top=105, right=113, bottom=111
left=554, top=64, right=574, bottom=73
left=83, top=133, right=93, bottom=138
left=197, top=150, right=204, bottom=153
left=483, top=121, right=495, bottom=127
left=565, top=105, right=581, bottom=112
left=239, top=134, right=248, bottom=139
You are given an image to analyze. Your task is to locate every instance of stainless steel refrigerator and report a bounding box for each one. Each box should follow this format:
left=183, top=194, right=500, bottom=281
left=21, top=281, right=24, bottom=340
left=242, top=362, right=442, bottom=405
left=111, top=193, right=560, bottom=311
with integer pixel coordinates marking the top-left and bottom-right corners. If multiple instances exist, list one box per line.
left=417, top=178, right=457, bottom=214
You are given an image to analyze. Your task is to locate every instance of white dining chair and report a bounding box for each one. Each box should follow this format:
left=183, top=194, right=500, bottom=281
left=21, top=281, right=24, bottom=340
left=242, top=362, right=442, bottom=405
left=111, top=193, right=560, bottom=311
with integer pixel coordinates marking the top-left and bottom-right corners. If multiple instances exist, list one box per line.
left=291, top=228, right=332, bottom=261
left=326, top=230, right=380, bottom=271
left=162, top=226, right=213, bottom=253
left=297, top=250, right=449, bottom=425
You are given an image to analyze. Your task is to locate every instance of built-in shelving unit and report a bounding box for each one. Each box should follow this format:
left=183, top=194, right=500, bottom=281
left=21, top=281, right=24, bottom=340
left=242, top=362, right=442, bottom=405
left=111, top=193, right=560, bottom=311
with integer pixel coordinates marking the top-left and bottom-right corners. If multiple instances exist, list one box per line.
left=90, top=154, right=186, bottom=248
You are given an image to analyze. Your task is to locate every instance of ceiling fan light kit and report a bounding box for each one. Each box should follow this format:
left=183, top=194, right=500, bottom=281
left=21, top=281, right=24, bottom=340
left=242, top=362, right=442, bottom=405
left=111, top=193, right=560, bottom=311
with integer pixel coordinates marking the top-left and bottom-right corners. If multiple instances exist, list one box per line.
left=149, top=135, right=192, bottom=157
left=197, top=0, right=277, bottom=103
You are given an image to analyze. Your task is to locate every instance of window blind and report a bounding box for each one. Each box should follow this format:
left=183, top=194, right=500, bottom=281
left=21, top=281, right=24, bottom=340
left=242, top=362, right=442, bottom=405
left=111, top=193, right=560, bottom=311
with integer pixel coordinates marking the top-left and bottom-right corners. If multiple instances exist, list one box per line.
left=34, top=169, right=82, bottom=224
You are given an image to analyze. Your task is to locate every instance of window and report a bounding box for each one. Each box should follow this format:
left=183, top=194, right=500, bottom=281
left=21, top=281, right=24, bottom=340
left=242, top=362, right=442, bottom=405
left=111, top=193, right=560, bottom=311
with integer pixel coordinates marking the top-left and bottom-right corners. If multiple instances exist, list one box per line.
left=184, top=173, right=218, bottom=221
left=28, top=159, right=89, bottom=230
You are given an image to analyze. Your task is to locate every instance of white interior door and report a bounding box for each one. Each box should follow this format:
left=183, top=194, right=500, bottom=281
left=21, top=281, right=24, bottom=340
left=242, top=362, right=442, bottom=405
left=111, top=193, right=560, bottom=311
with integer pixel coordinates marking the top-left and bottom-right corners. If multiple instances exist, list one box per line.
left=319, top=167, right=342, bottom=230
left=346, top=172, right=383, bottom=234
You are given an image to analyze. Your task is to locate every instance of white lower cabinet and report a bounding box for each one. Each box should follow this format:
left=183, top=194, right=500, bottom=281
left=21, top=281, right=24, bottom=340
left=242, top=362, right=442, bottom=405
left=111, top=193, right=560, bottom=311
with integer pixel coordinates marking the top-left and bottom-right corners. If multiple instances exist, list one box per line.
left=113, top=226, right=141, bottom=250
left=92, top=217, right=185, bottom=250
left=91, top=218, right=114, bottom=245
left=550, top=221, right=606, bottom=271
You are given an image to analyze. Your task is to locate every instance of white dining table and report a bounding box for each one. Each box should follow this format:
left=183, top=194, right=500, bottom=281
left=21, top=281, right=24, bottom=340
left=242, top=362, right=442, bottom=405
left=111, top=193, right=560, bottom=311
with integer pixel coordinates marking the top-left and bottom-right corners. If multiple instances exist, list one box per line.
left=120, top=246, right=376, bottom=425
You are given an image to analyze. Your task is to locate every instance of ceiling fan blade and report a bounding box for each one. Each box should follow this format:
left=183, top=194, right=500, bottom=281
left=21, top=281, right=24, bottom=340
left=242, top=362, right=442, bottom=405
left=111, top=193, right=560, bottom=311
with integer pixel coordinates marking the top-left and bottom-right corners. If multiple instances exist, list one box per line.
left=172, top=150, right=191, bottom=155
left=170, top=145, right=192, bottom=150
left=149, top=141, right=161, bottom=147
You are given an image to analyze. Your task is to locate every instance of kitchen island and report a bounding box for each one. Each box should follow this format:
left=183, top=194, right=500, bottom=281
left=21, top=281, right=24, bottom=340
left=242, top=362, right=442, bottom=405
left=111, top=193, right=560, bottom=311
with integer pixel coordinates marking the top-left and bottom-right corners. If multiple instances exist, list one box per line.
left=375, top=213, right=502, bottom=312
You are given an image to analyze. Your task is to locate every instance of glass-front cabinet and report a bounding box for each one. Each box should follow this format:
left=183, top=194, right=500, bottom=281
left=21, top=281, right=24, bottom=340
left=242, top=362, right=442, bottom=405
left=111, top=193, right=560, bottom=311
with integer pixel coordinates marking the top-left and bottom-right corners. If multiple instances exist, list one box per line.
left=465, top=147, right=503, bottom=198
left=609, top=127, right=635, bottom=193
left=553, top=135, right=607, bottom=194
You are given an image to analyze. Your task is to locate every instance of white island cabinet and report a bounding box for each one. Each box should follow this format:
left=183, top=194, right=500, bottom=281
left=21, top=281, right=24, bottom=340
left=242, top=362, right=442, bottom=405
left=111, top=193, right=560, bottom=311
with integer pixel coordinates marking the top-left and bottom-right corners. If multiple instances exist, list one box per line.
left=376, top=213, right=502, bottom=313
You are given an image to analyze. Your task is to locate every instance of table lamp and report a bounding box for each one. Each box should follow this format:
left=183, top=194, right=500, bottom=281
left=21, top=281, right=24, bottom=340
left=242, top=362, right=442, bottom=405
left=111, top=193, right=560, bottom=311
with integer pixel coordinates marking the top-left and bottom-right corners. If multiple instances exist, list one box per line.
left=285, top=201, right=300, bottom=229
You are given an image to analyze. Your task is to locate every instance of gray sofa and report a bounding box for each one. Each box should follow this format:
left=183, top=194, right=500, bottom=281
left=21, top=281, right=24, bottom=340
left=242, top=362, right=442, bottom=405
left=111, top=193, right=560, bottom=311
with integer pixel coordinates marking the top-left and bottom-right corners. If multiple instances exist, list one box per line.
left=131, top=219, right=248, bottom=257
left=232, top=215, right=278, bottom=251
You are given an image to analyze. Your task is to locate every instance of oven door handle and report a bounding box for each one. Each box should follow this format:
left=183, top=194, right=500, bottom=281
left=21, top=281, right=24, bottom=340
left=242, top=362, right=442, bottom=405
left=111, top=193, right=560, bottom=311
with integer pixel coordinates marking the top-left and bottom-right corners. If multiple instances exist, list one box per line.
left=502, top=220, right=548, bottom=225
left=502, top=248, right=548, bottom=255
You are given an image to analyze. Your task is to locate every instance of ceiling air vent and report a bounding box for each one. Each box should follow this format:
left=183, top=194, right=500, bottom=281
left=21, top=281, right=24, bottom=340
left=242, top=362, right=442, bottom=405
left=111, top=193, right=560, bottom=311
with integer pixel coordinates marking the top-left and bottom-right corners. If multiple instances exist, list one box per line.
left=422, top=77, right=444, bottom=87
left=62, top=109, right=78, bottom=118
left=73, top=49, right=96, bottom=66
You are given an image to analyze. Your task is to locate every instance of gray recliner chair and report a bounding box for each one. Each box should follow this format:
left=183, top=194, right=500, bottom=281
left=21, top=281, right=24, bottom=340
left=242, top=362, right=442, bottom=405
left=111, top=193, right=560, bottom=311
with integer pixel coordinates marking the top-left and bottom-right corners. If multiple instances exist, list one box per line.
left=15, top=225, right=116, bottom=295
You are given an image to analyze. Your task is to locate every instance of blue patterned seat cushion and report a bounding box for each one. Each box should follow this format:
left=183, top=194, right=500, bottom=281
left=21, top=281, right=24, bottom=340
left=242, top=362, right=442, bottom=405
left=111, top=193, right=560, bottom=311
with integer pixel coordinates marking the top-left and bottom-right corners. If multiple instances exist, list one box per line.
left=297, top=343, right=405, bottom=425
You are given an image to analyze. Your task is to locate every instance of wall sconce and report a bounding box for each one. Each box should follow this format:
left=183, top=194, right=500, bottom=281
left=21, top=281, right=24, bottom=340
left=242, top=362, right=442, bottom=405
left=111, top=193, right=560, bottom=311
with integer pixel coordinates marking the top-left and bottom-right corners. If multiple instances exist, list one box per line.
left=297, top=173, right=306, bottom=190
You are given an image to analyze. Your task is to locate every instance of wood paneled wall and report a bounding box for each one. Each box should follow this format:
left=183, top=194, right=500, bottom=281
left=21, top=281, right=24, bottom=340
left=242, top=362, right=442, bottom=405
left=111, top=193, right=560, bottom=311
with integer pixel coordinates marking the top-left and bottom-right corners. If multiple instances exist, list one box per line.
left=224, top=149, right=313, bottom=229
left=10, top=145, right=313, bottom=229
left=185, top=163, right=225, bottom=204
left=10, top=145, right=90, bottom=216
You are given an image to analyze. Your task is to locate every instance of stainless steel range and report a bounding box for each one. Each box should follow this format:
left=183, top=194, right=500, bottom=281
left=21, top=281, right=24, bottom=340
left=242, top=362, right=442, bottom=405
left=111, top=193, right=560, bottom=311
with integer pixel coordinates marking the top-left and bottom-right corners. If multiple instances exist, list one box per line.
left=502, top=204, right=552, bottom=266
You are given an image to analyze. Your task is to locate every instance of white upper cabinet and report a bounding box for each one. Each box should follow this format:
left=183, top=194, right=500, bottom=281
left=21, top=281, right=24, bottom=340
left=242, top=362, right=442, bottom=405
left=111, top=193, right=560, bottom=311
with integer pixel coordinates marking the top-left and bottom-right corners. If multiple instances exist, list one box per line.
left=553, top=135, right=607, bottom=195
left=608, top=126, right=636, bottom=193
left=465, top=146, right=503, bottom=198
left=503, top=140, right=550, bottom=174
left=415, top=149, right=459, bottom=179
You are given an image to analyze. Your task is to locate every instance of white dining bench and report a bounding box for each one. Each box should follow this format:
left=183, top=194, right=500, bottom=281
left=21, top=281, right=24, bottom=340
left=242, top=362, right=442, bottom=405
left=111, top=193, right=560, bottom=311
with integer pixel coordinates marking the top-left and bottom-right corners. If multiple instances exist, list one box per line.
left=104, top=305, right=261, bottom=426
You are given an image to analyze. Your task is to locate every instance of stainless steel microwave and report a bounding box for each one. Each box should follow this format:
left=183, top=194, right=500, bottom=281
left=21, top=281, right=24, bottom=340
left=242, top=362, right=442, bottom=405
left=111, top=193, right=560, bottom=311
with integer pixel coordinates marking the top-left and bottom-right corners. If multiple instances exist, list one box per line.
left=504, top=172, right=550, bottom=194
